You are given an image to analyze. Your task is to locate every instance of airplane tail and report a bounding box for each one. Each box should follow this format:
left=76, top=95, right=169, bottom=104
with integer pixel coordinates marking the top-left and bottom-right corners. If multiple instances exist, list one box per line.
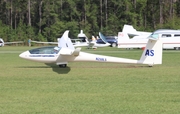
left=58, top=30, right=75, bottom=50
left=78, top=30, right=89, bottom=43
left=138, top=34, right=162, bottom=66
left=122, top=24, right=137, bottom=34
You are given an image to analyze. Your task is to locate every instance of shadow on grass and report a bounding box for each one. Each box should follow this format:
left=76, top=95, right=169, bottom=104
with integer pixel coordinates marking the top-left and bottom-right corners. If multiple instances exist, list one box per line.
left=18, top=64, right=71, bottom=74
left=45, top=63, right=71, bottom=74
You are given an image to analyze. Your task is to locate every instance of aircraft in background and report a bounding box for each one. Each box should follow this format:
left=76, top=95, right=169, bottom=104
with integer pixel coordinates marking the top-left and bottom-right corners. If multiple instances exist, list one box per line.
left=118, top=29, right=180, bottom=50
left=19, top=30, right=163, bottom=68
left=30, top=30, right=89, bottom=47
left=0, top=38, right=23, bottom=47
left=122, top=24, right=151, bottom=37
left=67, top=30, right=111, bottom=48
left=72, top=30, right=89, bottom=47
left=31, top=30, right=110, bottom=48
left=88, top=32, right=111, bottom=48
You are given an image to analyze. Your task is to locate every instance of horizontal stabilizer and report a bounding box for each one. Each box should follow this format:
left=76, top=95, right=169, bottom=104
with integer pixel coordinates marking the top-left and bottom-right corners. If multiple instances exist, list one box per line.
left=60, top=48, right=73, bottom=55
left=72, top=48, right=81, bottom=56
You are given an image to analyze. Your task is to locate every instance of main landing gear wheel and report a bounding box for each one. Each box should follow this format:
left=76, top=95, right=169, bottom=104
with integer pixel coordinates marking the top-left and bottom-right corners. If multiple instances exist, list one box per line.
left=174, top=47, right=180, bottom=50
left=59, top=64, right=67, bottom=68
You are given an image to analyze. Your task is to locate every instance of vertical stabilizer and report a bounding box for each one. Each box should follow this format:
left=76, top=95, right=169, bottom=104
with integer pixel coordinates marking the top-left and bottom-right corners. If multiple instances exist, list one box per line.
left=122, top=25, right=136, bottom=33
left=77, top=30, right=88, bottom=43
left=58, top=30, right=75, bottom=50
left=138, top=34, right=162, bottom=66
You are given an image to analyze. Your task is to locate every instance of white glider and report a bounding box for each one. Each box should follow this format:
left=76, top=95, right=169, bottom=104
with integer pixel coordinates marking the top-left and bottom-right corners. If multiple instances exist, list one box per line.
left=118, top=29, right=180, bottom=50
left=122, top=24, right=151, bottom=36
left=19, top=30, right=163, bottom=68
left=88, top=32, right=111, bottom=48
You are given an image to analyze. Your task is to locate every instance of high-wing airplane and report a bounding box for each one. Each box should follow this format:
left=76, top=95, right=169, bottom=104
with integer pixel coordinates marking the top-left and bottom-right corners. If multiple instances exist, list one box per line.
left=122, top=24, right=151, bottom=36
left=0, top=38, right=23, bottom=47
left=118, top=29, right=180, bottom=50
left=19, top=30, right=163, bottom=68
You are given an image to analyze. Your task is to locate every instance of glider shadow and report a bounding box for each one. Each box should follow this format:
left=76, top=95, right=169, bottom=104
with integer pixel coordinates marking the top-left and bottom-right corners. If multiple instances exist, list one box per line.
left=45, top=63, right=71, bottom=74
left=18, top=64, right=71, bottom=74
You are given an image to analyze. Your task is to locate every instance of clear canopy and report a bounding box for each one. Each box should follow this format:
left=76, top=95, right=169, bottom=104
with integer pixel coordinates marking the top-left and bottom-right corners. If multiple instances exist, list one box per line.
left=29, top=46, right=61, bottom=54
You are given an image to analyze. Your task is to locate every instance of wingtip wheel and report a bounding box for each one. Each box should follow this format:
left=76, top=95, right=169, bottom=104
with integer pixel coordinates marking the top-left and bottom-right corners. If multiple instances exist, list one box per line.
left=59, top=64, right=67, bottom=68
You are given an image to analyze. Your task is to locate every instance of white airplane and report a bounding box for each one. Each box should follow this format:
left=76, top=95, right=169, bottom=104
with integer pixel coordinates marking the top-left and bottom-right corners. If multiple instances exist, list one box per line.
left=30, top=30, right=89, bottom=47
left=19, top=30, right=163, bottom=68
left=118, top=29, right=180, bottom=50
left=74, top=30, right=110, bottom=48
left=122, top=24, right=151, bottom=36
left=31, top=30, right=110, bottom=49
left=0, top=38, right=23, bottom=47
left=88, top=32, right=111, bottom=48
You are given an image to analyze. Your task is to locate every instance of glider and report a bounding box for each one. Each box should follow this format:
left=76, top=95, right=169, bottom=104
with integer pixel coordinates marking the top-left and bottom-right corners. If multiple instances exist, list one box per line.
left=118, top=29, right=180, bottom=50
left=19, top=30, right=163, bottom=68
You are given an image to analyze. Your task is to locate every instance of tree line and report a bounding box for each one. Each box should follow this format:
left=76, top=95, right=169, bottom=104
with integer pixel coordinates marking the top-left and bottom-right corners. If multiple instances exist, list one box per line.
left=0, top=0, right=180, bottom=44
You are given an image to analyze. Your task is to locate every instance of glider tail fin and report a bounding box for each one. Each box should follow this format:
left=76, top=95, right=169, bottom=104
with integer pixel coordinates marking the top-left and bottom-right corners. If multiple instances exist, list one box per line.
left=58, top=30, right=75, bottom=50
left=138, top=34, right=162, bottom=66
left=122, top=24, right=137, bottom=34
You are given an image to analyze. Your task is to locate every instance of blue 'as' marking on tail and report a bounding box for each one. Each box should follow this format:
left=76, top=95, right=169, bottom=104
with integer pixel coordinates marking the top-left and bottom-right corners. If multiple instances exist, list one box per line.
left=145, top=49, right=154, bottom=56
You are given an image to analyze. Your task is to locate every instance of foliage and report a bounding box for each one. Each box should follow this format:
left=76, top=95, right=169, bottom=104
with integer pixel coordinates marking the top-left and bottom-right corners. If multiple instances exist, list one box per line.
left=0, top=0, right=179, bottom=44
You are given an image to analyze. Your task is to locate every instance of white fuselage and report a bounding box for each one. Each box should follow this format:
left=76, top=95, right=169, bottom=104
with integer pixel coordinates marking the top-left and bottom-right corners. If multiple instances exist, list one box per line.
left=19, top=49, right=139, bottom=65
left=118, top=29, right=180, bottom=49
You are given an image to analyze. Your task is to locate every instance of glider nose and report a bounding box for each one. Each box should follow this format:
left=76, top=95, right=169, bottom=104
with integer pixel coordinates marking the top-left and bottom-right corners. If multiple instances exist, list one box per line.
left=19, top=51, right=29, bottom=59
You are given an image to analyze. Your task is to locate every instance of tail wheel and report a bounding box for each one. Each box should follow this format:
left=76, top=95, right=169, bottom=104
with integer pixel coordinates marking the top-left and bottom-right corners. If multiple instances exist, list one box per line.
left=148, top=64, right=153, bottom=67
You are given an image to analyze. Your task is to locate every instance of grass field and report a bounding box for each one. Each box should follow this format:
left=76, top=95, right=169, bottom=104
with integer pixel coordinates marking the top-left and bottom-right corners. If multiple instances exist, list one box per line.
left=0, top=46, right=180, bottom=114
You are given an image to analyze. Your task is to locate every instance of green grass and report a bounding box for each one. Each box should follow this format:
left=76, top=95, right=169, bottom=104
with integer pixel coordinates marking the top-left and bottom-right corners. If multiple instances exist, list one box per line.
left=0, top=46, right=180, bottom=114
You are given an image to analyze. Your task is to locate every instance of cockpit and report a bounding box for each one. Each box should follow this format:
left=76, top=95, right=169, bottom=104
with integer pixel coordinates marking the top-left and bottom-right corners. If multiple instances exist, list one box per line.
left=29, top=46, right=61, bottom=54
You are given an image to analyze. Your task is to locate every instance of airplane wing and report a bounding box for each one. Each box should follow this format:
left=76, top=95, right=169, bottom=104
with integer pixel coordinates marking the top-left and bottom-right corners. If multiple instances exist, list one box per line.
left=0, top=38, right=24, bottom=46
left=99, top=32, right=108, bottom=43
left=4, top=41, right=24, bottom=44
left=31, top=40, right=58, bottom=44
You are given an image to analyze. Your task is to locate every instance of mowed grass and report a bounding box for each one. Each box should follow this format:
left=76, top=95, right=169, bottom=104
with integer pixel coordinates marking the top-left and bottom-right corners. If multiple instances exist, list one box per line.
left=0, top=46, right=180, bottom=114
